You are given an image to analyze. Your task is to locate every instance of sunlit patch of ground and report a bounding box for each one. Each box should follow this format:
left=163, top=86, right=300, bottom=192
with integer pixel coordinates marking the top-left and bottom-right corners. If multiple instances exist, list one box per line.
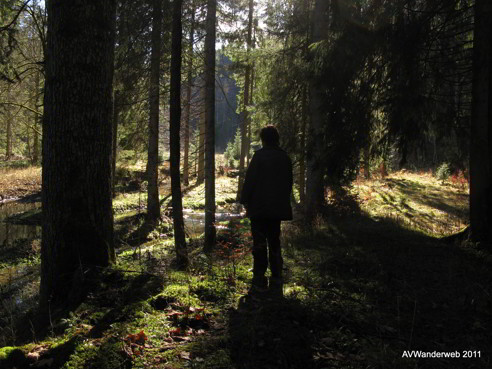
left=182, top=176, right=238, bottom=210
left=350, top=170, right=469, bottom=236
left=0, top=166, right=41, bottom=201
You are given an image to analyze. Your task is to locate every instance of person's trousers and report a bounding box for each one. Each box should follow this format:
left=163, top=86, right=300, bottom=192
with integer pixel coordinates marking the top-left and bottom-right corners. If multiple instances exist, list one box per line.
left=250, top=219, right=283, bottom=283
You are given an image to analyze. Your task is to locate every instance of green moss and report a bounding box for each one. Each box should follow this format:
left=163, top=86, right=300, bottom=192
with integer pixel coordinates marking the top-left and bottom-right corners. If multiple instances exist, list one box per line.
left=0, top=346, right=19, bottom=360
left=0, top=347, right=28, bottom=369
left=60, top=341, right=99, bottom=369
left=190, top=279, right=230, bottom=303
left=85, top=340, right=129, bottom=369
left=156, top=283, right=201, bottom=307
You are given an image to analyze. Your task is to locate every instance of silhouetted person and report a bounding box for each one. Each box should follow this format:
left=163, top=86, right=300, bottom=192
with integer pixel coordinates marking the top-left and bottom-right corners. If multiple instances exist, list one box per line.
left=240, top=125, right=293, bottom=293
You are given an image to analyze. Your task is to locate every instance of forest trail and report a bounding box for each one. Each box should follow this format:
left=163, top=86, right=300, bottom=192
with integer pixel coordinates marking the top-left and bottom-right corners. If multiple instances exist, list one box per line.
left=1, top=169, right=490, bottom=369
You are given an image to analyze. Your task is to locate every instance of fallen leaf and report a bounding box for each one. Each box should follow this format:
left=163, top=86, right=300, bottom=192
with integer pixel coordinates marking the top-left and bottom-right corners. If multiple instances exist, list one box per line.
left=159, top=343, right=176, bottom=351
left=27, top=352, right=40, bottom=361
left=179, top=351, right=191, bottom=360
left=135, top=330, right=148, bottom=344
left=173, top=336, right=192, bottom=342
left=169, top=327, right=181, bottom=335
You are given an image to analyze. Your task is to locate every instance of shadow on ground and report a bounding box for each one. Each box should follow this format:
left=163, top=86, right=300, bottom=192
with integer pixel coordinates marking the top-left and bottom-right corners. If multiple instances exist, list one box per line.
left=228, top=292, right=315, bottom=369
left=273, top=209, right=492, bottom=368
left=7, top=270, right=162, bottom=369
left=384, top=177, right=469, bottom=220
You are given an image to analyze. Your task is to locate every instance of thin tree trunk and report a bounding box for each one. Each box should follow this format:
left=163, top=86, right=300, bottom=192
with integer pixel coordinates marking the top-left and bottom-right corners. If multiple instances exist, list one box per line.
left=194, top=131, right=198, bottom=177
left=470, top=0, right=492, bottom=243
left=170, top=0, right=188, bottom=267
left=6, top=87, right=12, bottom=160
left=197, top=85, right=205, bottom=184
left=363, top=144, right=370, bottom=179
left=299, top=0, right=310, bottom=203
left=183, top=4, right=195, bottom=187
left=40, top=0, right=116, bottom=309
left=246, top=62, right=254, bottom=166
left=33, top=70, right=40, bottom=165
left=147, top=0, right=162, bottom=225
left=299, top=85, right=307, bottom=204
left=112, top=90, right=120, bottom=197
left=204, top=0, right=216, bottom=252
left=306, top=0, right=329, bottom=221
left=27, top=126, right=31, bottom=160
left=237, top=0, right=254, bottom=199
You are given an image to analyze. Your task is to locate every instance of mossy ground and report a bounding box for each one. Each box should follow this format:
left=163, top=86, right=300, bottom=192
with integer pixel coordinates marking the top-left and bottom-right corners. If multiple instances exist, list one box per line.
left=0, top=163, right=491, bottom=369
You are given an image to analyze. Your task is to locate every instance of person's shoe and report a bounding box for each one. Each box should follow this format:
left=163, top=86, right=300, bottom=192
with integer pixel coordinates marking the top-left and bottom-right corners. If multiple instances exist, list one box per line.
left=268, top=276, right=283, bottom=297
left=251, top=275, right=268, bottom=294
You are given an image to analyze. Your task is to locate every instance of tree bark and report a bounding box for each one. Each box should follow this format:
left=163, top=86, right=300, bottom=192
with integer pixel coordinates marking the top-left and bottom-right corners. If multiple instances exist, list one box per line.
left=299, top=85, right=307, bottom=203
left=6, top=86, right=12, bottom=160
left=146, top=0, right=162, bottom=225
left=183, top=4, right=195, bottom=187
left=170, top=0, right=188, bottom=267
left=112, top=90, right=120, bottom=197
left=246, top=60, right=255, bottom=167
left=470, top=0, right=492, bottom=244
left=32, top=69, right=40, bottom=165
left=197, top=84, right=205, bottom=184
left=363, top=144, right=370, bottom=179
left=40, top=0, right=116, bottom=309
left=306, top=0, right=329, bottom=221
left=237, top=0, right=254, bottom=199
left=204, top=0, right=216, bottom=251
left=299, top=0, right=310, bottom=204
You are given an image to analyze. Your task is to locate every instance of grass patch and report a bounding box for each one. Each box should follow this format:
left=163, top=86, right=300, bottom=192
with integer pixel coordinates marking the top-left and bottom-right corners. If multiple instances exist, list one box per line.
left=351, top=170, right=469, bottom=236
left=0, top=166, right=41, bottom=200
left=182, top=177, right=238, bottom=209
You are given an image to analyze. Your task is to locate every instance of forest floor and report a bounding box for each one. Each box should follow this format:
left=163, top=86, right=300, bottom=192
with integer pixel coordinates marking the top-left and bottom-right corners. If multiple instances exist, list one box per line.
left=0, top=161, right=491, bottom=369
left=0, top=166, right=41, bottom=202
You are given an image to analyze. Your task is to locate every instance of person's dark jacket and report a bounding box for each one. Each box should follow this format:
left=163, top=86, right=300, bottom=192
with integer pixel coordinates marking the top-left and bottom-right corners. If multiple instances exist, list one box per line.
left=240, top=145, right=293, bottom=220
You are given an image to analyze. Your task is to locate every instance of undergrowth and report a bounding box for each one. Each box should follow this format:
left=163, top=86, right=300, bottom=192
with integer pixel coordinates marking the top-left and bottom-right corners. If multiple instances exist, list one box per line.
left=0, top=170, right=490, bottom=369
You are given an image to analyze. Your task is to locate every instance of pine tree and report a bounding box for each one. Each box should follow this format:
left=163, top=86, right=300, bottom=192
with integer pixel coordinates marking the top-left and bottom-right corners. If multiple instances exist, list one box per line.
left=40, top=0, right=116, bottom=309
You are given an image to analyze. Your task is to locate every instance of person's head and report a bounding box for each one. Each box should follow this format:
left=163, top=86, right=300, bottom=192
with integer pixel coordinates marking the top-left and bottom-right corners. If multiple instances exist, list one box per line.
left=260, top=125, right=280, bottom=147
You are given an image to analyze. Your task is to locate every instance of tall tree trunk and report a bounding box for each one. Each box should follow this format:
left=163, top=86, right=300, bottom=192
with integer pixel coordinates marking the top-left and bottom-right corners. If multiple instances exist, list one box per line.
left=299, top=85, right=307, bottom=204
left=6, top=87, right=12, bottom=160
left=306, top=0, right=329, bottom=221
left=170, top=0, right=188, bottom=267
left=299, top=0, right=310, bottom=204
left=363, top=144, right=371, bottom=179
left=112, top=90, right=120, bottom=197
left=27, top=126, right=31, bottom=160
left=147, top=0, right=162, bottom=225
left=32, top=69, right=40, bottom=165
left=470, top=0, right=492, bottom=244
left=237, top=0, right=254, bottom=199
left=204, top=0, right=216, bottom=251
left=197, top=85, right=205, bottom=184
left=183, top=4, right=195, bottom=187
left=40, top=0, right=116, bottom=309
left=246, top=61, right=254, bottom=166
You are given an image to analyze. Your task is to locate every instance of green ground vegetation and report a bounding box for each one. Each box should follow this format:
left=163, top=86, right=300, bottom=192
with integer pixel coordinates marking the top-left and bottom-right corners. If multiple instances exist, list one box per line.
left=0, top=163, right=490, bottom=369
